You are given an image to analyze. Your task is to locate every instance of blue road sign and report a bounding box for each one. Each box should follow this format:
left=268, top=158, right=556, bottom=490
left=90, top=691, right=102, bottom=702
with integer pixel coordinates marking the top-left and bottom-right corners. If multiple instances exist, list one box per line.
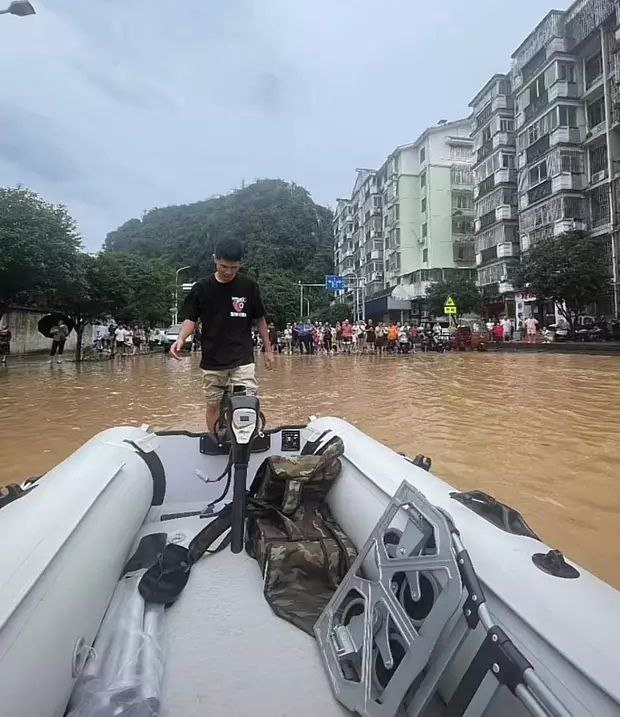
left=325, top=275, right=345, bottom=292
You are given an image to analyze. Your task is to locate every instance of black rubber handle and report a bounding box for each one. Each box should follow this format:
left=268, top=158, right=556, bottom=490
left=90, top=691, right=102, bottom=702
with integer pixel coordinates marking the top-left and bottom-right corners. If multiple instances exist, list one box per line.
left=230, top=464, right=248, bottom=553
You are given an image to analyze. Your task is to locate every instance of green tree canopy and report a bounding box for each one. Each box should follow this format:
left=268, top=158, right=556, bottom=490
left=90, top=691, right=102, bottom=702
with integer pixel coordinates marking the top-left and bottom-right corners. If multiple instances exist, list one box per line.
left=514, top=231, right=611, bottom=329
left=425, top=274, right=482, bottom=318
left=104, top=179, right=334, bottom=326
left=0, top=186, right=81, bottom=317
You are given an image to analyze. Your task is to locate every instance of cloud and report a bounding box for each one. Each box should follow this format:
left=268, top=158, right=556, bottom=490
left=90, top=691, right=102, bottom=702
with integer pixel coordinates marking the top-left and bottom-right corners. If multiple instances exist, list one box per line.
left=0, top=0, right=562, bottom=249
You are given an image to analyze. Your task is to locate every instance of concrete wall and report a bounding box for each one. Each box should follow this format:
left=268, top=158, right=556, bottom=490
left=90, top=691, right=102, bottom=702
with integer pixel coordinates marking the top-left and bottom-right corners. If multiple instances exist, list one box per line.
left=0, top=307, right=94, bottom=354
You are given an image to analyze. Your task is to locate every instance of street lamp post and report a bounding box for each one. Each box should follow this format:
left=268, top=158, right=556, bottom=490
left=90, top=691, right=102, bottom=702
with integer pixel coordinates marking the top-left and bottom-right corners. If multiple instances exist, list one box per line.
left=0, top=1, right=36, bottom=16
left=173, top=266, right=191, bottom=325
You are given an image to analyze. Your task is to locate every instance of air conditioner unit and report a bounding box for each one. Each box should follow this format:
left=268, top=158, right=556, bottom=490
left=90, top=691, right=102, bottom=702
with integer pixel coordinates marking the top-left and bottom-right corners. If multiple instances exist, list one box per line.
left=591, top=170, right=607, bottom=183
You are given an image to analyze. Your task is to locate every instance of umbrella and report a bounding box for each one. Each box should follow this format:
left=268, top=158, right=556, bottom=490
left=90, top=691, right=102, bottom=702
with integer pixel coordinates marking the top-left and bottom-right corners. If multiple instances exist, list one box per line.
left=37, top=313, right=74, bottom=338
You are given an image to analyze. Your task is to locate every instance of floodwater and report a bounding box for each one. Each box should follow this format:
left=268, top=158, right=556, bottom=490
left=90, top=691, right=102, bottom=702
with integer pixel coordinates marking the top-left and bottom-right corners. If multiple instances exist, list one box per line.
left=1, top=351, right=619, bottom=588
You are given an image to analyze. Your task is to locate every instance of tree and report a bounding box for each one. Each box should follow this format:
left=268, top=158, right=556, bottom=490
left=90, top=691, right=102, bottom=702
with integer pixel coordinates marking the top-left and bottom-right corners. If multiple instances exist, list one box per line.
left=425, top=274, right=482, bottom=319
left=515, top=231, right=611, bottom=331
left=0, top=186, right=81, bottom=318
left=317, top=302, right=352, bottom=324
left=104, top=180, right=334, bottom=326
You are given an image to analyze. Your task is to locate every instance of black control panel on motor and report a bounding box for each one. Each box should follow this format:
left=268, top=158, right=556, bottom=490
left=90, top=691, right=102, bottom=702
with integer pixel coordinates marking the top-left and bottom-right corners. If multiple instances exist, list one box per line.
left=281, top=430, right=301, bottom=452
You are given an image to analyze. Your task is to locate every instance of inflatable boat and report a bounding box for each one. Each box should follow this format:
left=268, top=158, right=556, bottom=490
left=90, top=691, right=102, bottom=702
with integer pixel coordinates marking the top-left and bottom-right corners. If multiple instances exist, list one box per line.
left=1, top=398, right=619, bottom=717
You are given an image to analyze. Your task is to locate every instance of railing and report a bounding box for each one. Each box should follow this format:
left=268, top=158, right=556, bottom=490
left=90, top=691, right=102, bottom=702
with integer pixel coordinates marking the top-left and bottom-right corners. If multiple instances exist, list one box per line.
left=526, top=134, right=550, bottom=163
left=477, top=140, right=494, bottom=164
left=522, top=48, right=547, bottom=83
left=480, top=245, right=499, bottom=263
left=453, top=240, right=476, bottom=263
left=524, top=91, right=549, bottom=123
left=528, top=179, right=552, bottom=205
left=479, top=210, right=497, bottom=229
left=475, top=103, right=493, bottom=129
left=565, top=0, right=616, bottom=48
left=477, top=174, right=496, bottom=199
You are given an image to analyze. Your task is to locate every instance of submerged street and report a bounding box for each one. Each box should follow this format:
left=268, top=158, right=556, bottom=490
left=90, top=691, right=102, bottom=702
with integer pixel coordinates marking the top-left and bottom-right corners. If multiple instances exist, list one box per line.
left=1, top=350, right=618, bottom=589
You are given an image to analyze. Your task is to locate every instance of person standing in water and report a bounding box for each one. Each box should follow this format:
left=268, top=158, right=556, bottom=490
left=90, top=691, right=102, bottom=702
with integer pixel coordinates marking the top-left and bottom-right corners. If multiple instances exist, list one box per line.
left=49, top=321, right=69, bottom=364
left=0, top=320, right=11, bottom=366
left=170, top=238, right=274, bottom=434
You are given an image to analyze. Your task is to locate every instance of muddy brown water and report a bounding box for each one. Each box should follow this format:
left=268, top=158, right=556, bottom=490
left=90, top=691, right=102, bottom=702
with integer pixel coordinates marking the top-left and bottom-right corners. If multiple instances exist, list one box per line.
left=1, top=351, right=619, bottom=588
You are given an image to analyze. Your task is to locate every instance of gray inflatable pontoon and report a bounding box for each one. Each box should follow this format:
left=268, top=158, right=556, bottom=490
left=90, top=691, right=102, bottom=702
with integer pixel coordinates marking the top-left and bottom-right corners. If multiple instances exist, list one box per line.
left=1, top=413, right=619, bottom=717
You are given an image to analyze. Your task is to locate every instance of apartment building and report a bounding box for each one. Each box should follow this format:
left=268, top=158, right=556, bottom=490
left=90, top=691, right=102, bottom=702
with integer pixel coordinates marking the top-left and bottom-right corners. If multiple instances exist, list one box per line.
left=512, top=0, right=620, bottom=316
left=470, top=74, right=520, bottom=316
left=334, top=119, right=476, bottom=318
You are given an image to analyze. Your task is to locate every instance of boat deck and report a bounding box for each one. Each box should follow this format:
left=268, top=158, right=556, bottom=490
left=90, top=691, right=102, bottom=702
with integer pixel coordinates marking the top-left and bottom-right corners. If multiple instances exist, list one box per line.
left=156, top=516, right=350, bottom=717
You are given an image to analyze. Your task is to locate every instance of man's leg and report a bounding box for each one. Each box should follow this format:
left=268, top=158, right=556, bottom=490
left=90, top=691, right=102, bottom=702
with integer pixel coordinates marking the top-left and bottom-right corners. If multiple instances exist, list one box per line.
left=202, top=369, right=230, bottom=433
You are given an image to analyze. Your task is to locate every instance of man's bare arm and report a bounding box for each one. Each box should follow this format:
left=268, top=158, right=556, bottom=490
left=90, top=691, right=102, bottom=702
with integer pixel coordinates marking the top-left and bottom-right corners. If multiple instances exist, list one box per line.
left=256, top=317, right=274, bottom=369
left=170, top=319, right=196, bottom=360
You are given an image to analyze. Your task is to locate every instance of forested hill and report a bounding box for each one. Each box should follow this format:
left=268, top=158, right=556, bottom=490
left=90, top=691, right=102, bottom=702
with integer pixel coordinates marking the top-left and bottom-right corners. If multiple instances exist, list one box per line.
left=104, top=180, right=334, bottom=325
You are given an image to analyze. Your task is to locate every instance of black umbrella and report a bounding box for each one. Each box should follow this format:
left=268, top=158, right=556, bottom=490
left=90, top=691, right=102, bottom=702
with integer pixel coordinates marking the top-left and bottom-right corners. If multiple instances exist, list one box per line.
left=37, top=313, right=74, bottom=339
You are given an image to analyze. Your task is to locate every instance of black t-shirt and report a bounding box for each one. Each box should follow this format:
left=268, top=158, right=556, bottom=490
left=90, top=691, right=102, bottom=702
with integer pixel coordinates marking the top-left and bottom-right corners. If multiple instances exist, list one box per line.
left=181, top=274, right=266, bottom=370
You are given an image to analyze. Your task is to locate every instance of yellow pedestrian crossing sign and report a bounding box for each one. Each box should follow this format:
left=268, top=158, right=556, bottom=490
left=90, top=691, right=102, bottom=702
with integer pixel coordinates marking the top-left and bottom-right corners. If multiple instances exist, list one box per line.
left=444, top=296, right=457, bottom=315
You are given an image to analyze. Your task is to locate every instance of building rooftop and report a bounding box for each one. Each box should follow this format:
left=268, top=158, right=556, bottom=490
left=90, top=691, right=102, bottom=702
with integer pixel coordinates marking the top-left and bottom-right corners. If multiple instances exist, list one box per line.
left=469, top=73, right=509, bottom=108
left=510, top=9, right=565, bottom=60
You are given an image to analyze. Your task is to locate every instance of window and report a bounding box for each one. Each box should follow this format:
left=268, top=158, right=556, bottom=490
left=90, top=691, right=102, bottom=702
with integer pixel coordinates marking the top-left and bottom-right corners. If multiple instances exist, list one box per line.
left=422, top=223, right=428, bottom=238
left=422, top=248, right=428, bottom=262
left=590, top=144, right=608, bottom=175
left=373, top=196, right=382, bottom=207
left=482, top=126, right=491, bottom=143
left=585, top=52, right=603, bottom=88
left=421, top=197, right=426, bottom=213
left=528, top=161, right=547, bottom=186
left=451, top=165, right=473, bottom=184
left=559, top=150, right=584, bottom=174
left=452, top=191, right=474, bottom=210
left=452, top=217, right=474, bottom=235
left=529, top=73, right=545, bottom=102
left=420, top=172, right=426, bottom=188
left=450, top=145, right=471, bottom=159
left=502, top=153, right=515, bottom=169
left=419, top=147, right=425, bottom=163
left=395, top=203, right=400, bottom=220
left=528, top=124, right=539, bottom=145
left=558, top=62, right=575, bottom=83
left=587, top=98, right=605, bottom=128
left=500, top=118, right=514, bottom=132
left=558, top=105, right=577, bottom=127
left=498, top=79, right=510, bottom=95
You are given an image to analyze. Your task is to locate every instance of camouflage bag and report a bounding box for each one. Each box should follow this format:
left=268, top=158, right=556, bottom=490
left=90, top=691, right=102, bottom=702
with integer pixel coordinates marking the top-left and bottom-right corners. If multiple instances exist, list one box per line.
left=246, top=437, right=358, bottom=635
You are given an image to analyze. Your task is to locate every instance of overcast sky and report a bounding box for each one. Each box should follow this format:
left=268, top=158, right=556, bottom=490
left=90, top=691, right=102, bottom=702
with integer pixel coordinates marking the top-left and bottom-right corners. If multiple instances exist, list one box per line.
left=1, top=0, right=561, bottom=249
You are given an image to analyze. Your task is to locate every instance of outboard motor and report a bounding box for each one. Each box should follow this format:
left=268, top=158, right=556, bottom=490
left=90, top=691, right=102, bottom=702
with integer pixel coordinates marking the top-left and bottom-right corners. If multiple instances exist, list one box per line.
left=226, top=393, right=260, bottom=553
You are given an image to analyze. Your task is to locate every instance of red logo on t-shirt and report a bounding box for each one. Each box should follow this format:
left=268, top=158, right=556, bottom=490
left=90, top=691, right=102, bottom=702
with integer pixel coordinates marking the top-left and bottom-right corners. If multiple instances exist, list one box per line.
left=232, top=297, right=246, bottom=313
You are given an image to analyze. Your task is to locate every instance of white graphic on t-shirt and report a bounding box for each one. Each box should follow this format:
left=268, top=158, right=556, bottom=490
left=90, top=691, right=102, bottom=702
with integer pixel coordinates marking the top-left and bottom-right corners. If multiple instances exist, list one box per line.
left=231, top=296, right=247, bottom=317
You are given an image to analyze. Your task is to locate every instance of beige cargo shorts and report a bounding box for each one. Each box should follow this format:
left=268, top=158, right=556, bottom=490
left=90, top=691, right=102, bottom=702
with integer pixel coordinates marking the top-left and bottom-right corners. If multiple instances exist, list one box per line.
left=201, top=363, right=258, bottom=403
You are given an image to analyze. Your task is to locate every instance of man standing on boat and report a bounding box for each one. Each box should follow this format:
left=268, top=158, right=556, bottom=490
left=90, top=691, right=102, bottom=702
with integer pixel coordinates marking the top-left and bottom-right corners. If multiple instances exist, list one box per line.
left=170, top=238, right=274, bottom=433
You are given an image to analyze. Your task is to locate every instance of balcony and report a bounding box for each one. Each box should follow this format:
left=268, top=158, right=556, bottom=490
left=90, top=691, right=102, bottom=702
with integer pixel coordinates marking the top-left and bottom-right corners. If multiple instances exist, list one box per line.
left=453, top=240, right=476, bottom=263
left=527, top=179, right=552, bottom=205
left=493, top=131, right=516, bottom=149
left=479, top=245, right=498, bottom=264
left=548, top=80, right=578, bottom=102
left=497, top=242, right=519, bottom=258
left=524, top=91, right=549, bottom=123
left=370, top=250, right=382, bottom=260
left=475, top=103, right=493, bottom=129
left=477, top=140, right=494, bottom=164
left=549, top=126, right=581, bottom=148
left=552, top=173, right=587, bottom=192
left=526, top=134, right=550, bottom=163
left=478, top=210, right=497, bottom=230
left=553, top=219, right=587, bottom=236
left=477, top=174, right=496, bottom=199
left=495, top=167, right=517, bottom=185
left=492, top=95, right=513, bottom=112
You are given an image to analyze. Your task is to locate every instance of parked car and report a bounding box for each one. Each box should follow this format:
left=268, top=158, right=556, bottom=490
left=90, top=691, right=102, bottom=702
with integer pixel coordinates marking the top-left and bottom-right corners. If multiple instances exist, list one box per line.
left=148, top=328, right=167, bottom=348
left=163, top=324, right=193, bottom=351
